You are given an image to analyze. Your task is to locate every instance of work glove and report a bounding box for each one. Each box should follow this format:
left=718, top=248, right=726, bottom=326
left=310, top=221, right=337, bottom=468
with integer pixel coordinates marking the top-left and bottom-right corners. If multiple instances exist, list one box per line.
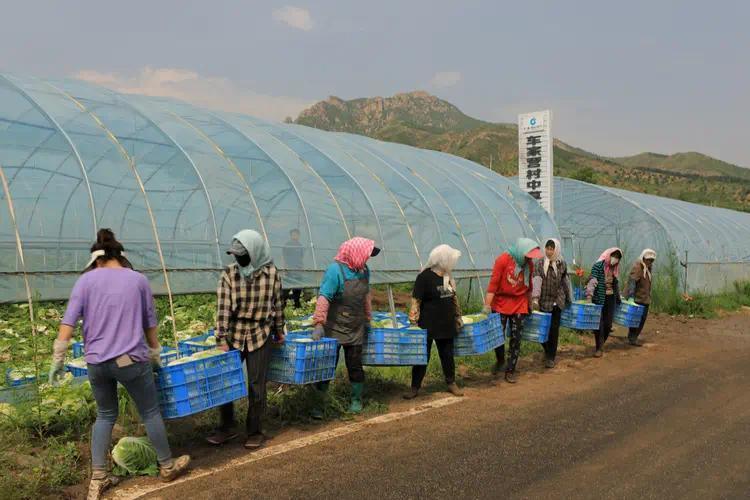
left=481, top=304, right=492, bottom=315
left=531, top=299, right=540, bottom=312
left=48, top=339, right=69, bottom=384
left=148, top=345, right=162, bottom=368
left=311, top=324, right=325, bottom=341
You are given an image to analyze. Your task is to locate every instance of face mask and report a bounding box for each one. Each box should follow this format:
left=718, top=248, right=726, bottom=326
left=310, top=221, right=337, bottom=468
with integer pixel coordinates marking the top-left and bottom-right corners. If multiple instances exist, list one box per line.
left=610, top=257, right=619, bottom=266
left=235, top=254, right=251, bottom=267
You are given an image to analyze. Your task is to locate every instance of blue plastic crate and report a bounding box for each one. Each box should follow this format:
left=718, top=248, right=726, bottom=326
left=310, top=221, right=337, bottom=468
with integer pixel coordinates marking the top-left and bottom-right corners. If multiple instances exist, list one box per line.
left=65, top=347, right=178, bottom=378
left=65, top=361, right=88, bottom=377
left=268, top=334, right=338, bottom=385
left=520, top=312, right=552, bottom=343
left=154, top=349, right=247, bottom=419
left=614, top=302, right=646, bottom=328
left=5, top=368, right=36, bottom=387
left=455, top=313, right=504, bottom=356
left=72, top=341, right=84, bottom=358
left=561, top=303, right=603, bottom=330
left=363, top=327, right=428, bottom=366
left=178, top=330, right=216, bottom=356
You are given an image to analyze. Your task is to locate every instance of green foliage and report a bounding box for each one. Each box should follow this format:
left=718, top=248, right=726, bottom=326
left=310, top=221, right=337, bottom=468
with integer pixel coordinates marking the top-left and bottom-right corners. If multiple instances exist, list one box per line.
left=570, top=166, right=597, bottom=184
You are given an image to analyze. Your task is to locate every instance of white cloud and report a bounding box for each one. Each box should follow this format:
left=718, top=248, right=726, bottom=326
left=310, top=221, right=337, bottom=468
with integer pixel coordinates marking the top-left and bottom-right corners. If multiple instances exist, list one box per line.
left=430, top=71, right=462, bottom=88
left=73, top=67, right=313, bottom=121
left=272, top=6, right=314, bottom=31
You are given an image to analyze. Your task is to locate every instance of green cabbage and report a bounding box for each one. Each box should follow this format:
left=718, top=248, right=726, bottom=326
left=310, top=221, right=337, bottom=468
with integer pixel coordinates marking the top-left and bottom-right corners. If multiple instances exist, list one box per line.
left=112, top=437, right=159, bottom=477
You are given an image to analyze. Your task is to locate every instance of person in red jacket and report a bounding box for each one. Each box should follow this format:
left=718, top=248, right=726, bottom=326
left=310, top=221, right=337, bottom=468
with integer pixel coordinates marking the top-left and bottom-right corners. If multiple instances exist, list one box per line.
left=483, top=237, right=542, bottom=384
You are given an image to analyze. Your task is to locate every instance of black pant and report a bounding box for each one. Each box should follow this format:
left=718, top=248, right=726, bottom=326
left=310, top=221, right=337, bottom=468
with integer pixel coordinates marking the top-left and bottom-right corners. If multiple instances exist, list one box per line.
left=411, top=337, right=455, bottom=389
left=595, top=295, right=617, bottom=350
left=543, top=307, right=562, bottom=361
left=284, top=288, right=302, bottom=308
left=219, top=339, right=271, bottom=435
left=338, top=344, right=364, bottom=383
left=628, top=303, right=650, bottom=341
left=495, top=314, right=524, bottom=373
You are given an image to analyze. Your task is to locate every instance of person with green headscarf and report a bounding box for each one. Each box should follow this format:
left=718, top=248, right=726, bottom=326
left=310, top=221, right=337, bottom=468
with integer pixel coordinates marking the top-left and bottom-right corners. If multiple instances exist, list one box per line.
left=207, top=229, right=286, bottom=450
left=482, top=237, right=542, bottom=383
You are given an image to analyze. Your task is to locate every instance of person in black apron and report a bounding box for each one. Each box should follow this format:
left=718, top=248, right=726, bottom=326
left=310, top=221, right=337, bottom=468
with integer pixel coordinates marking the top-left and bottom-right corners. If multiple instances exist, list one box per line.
left=311, top=237, right=380, bottom=416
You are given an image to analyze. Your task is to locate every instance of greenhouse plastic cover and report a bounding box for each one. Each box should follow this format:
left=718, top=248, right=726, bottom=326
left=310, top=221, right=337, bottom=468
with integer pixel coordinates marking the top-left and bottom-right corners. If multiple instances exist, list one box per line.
left=554, top=178, right=750, bottom=292
left=0, top=74, right=559, bottom=302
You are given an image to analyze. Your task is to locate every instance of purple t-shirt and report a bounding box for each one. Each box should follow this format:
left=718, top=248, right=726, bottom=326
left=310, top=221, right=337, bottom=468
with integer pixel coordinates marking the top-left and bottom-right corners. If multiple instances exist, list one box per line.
left=62, top=268, right=158, bottom=364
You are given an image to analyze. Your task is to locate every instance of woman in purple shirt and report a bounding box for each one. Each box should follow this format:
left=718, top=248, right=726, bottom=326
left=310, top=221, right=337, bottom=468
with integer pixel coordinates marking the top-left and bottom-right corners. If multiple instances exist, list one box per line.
left=49, top=229, right=190, bottom=500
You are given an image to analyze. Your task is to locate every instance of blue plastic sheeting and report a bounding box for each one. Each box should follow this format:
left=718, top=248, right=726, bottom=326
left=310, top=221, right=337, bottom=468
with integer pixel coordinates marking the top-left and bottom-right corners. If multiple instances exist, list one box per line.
left=554, top=178, right=750, bottom=292
left=0, top=74, right=558, bottom=302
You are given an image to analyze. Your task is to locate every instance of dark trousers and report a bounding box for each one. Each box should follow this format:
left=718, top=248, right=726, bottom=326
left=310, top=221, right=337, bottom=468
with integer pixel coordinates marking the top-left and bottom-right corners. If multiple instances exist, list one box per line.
left=595, top=295, right=617, bottom=350
left=411, top=337, right=455, bottom=389
left=543, top=307, right=562, bottom=361
left=284, top=288, right=302, bottom=308
left=495, top=314, right=525, bottom=373
left=338, top=344, right=365, bottom=383
left=219, top=339, right=271, bottom=435
left=628, top=303, right=650, bottom=341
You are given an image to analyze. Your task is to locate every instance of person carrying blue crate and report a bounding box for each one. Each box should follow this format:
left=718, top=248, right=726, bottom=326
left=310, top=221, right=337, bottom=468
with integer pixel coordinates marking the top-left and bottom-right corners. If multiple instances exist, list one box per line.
left=47, top=229, right=190, bottom=500
left=531, top=238, right=573, bottom=369
left=585, top=247, right=623, bottom=357
left=404, top=244, right=464, bottom=399
left=483, top=238, right=543, bottom=384
left=625, top=249, right=656, bottom=347
left=310, top=237, right=381, bottom=416
left=207, top=230, right=286, bottom=450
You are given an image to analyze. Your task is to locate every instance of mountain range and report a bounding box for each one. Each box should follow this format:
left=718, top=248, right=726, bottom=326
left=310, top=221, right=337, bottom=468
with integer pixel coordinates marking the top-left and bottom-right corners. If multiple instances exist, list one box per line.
left=294, top=91, right=750, bottom=212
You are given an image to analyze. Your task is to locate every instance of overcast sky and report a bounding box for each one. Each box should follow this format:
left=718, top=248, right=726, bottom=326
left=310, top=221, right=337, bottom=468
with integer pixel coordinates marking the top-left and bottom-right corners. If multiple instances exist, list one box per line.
left=1, top=0, right=748, bottom=166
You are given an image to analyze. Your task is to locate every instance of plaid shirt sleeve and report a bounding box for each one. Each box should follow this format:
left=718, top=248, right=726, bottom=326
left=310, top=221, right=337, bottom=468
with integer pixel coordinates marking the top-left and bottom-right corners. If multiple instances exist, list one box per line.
left=272, top=269, right=286, bottom=338
left=216, top=268, right=234, bottom=343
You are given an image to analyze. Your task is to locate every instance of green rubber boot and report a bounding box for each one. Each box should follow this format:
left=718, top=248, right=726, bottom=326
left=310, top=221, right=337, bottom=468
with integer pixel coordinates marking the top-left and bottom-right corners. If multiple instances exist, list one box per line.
left=349, top=382, right=364, bottom=414
left=310, top=381, right=329, bottom=420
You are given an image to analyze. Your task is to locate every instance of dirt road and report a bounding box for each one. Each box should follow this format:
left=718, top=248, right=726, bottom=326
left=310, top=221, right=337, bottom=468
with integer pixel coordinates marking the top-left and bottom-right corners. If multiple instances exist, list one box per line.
left=121, top=310, right=750, bottom=500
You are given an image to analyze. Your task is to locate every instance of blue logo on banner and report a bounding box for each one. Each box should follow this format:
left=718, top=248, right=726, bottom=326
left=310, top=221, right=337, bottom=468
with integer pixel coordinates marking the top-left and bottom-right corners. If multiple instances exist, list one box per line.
left=529, top=117, right=537, bottom=126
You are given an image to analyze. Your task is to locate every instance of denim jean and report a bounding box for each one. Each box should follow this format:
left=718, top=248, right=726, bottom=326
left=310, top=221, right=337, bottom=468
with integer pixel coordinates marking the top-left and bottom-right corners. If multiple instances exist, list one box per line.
left=87, top=359, right=172, bottom=470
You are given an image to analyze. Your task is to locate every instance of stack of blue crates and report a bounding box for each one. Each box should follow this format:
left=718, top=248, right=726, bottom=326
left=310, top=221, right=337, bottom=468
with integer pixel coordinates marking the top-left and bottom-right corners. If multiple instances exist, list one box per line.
left=614, top=302, right=645, bottom=328
left=561, top=302, right=603, bottom=330
left=363, top=327, right=428, bottom=366
left=65, top=347, right=179, bottom=377
left=520, top=312, right=553, bottom=343
left=72, top=341, right=84, bottom=358
left=372, top=311, right=409, bottom=323
left=177, top=330, right=216, bottom=356
left=154, top=350, right=247, bottom=419
left=455, top=313, right=504, bottom=356
left=268, top=334, right=338, bottom=385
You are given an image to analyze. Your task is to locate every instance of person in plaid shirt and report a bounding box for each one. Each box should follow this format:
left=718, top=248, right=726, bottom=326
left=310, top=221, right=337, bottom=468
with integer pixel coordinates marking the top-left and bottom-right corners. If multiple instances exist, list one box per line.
left=531, top=238, right=573, bottom=368
left=207, top=229, right=286, bottom=449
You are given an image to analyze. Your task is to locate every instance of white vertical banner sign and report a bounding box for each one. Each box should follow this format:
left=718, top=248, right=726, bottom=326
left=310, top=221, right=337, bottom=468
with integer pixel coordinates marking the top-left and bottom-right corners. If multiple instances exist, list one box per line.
left=518, top=110, right=553, bottom=215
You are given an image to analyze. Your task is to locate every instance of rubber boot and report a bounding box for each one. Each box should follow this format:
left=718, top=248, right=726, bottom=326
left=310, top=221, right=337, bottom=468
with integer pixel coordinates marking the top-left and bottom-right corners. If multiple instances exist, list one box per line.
left=349, top=382, right=364, bottom=414
left=310, top=381, right=329, bottom=420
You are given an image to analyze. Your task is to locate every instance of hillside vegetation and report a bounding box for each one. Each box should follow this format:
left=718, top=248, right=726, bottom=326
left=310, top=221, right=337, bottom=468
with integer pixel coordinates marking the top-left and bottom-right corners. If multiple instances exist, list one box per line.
left=296, top=92, right=750, bottom=211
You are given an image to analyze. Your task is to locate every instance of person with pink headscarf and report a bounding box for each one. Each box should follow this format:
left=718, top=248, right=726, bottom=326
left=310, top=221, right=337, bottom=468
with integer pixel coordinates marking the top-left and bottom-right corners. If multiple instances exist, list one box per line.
left=310, top=237, right=381, bottom=416
left=585, top=247, right=623, bottom=357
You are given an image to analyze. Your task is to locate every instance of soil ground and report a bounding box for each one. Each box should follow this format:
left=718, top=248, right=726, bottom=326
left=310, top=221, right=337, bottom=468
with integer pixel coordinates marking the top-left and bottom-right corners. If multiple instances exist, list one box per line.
left=98, top=309, right=750, bottom=500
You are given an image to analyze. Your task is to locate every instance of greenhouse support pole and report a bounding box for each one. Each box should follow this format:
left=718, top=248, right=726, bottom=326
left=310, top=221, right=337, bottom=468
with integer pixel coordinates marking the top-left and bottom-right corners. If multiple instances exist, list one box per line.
left=387, top=285, right=398, bottom=326
left=465, top=277, right=474, bottom=311
left=684, top=250, right=689, bottom=295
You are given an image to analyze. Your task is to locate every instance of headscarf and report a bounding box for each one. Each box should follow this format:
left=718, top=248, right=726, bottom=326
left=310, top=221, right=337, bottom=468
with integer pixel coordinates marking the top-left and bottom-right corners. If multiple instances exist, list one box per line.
left=543, top=238, right=561, bottom=276
left=335, top=237, right=375, bottom=272
left=232, top=229, right=272, bottom=279
left=597, top=247, right=623, bottom=278
left=424, top=244, right=462, bottom=291
left=508, top=237, right=541, bottom=287
left=640, top=248, right=657, bottom=280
